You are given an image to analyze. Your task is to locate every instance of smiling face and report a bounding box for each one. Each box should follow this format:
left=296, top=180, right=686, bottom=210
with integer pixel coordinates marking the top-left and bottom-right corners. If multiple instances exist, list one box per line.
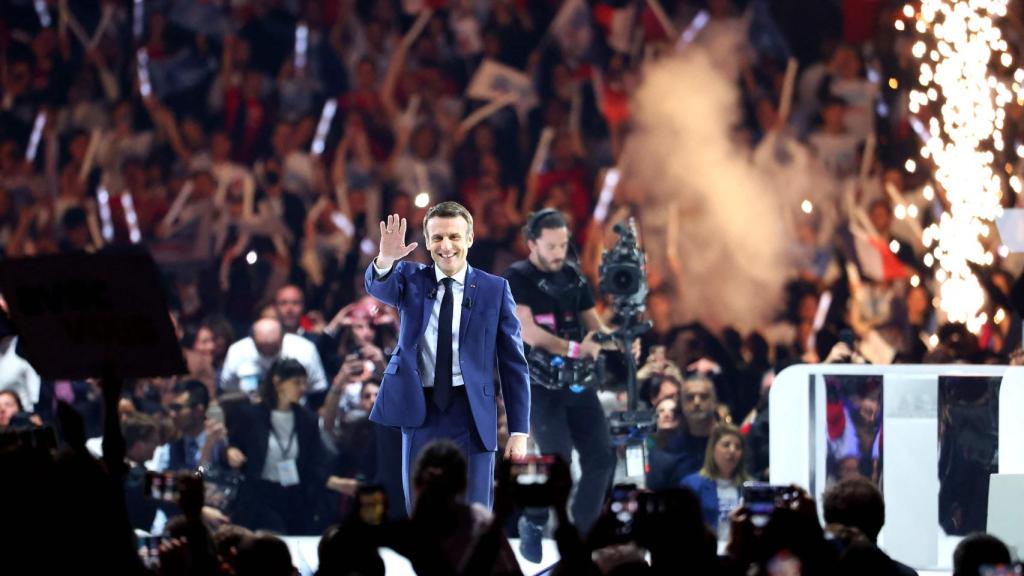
left=425, top=215, right=473, bottom=277
left=192, top=327, right=217, bottom=359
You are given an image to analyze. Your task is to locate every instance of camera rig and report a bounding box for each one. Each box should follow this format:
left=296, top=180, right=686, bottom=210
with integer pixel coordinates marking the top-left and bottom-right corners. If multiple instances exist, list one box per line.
left=596, top=219, right=656, bottom=472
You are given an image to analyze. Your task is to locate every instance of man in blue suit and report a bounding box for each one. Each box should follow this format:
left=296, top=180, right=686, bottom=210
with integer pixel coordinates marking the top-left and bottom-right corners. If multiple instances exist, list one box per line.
left=365, top=202, right=530, bottom=512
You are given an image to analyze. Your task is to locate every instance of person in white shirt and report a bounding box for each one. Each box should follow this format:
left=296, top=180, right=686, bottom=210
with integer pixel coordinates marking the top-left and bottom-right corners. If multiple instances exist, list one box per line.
left=0, top=335, right=41, bottom=414
left=220, top=318, right=327, bottom=396
left=808, top=96, right=860, bottom=180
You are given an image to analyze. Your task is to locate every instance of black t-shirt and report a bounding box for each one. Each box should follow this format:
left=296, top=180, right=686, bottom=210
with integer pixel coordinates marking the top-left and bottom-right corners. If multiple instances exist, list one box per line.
left=504, top=260, right=596, bottom=351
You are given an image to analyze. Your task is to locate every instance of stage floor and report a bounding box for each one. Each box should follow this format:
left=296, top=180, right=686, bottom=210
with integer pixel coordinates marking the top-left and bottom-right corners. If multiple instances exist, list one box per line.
left=281, top=537, right=951, bottom=575
left=283, top=537, right=560, bottom=575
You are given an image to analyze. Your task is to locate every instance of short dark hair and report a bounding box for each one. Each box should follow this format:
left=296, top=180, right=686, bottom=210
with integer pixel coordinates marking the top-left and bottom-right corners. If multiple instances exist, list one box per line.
left=823, top=477, right=885, bottom=542
left=235, top=532, right=294, bottom=576
left=173, top=379, right=210, bottom=410
left=258, top=358, right=307, bottom=409
left=413, top=440, right=467, bottom=499
left=200, top=314, right=235, bottom=347
left=121, top=412, right=158, bottom=447
left=213, top=524, right=253, bottom=563
left=523, top=208, right=568, bottom=241
left=953, top=533, right=1012, bottom=576
left=422, top=201, right=473, bottom=236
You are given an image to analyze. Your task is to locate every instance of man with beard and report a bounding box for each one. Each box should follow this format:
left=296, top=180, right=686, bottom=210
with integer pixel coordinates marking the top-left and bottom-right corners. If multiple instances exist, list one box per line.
left=504, top=209, right=616, bottom=560
left=646, top=375, right=718, bottom=490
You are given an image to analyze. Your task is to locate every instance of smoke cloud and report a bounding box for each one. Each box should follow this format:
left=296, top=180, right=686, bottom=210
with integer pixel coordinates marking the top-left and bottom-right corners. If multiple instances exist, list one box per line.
left=625, top=49, right=792, bottom=332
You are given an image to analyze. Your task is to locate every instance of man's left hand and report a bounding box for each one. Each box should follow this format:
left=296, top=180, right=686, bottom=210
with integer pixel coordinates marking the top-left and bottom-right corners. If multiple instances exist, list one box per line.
left=504, top=435, right=528, bottom=460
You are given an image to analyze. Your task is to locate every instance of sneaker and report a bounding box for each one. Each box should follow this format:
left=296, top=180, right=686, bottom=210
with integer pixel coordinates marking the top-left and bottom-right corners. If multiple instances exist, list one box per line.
left=517, top=514, right=544, bottom=563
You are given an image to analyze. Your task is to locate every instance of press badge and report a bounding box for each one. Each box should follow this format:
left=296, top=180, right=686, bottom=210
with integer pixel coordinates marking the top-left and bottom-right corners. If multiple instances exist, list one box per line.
left=277, top=459, right=300, bottom=487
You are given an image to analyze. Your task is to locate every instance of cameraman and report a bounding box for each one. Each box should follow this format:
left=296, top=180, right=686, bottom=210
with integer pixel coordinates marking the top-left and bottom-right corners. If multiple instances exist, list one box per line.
left=504, top=209, right=617, bottom=557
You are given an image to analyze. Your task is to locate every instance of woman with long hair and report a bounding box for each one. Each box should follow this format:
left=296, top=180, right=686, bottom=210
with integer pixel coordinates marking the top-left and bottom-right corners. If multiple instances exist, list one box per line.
left=681, top=423, right=751, bottom=539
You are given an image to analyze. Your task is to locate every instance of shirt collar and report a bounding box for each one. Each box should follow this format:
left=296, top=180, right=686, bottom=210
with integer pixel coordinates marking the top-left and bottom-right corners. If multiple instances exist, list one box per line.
left=434, top=264, right=468, bottom=286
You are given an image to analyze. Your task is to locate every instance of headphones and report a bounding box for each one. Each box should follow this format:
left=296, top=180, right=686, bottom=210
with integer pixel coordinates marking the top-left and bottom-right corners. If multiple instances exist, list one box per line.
left=523, top=208, right=565, bottom=241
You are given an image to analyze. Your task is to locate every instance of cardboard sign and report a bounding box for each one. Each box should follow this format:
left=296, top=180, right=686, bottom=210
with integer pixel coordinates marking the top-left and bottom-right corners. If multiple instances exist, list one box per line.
left=0, top=250, right=187, bottom=379
left=467, top=59, right=538, bottom=111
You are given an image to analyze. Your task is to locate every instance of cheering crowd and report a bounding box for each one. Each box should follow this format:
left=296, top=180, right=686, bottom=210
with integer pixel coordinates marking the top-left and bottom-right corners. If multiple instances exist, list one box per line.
left=3, top=0, right=1024, bottom=574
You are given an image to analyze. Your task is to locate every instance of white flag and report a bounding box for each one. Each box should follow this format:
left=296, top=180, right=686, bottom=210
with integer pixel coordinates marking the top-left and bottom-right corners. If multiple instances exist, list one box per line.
left=467, top=60, right=538, bottom=112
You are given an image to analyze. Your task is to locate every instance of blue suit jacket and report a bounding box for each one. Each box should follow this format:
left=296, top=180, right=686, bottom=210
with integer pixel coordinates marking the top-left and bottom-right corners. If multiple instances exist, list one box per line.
left=681, top=473, right=722, bottom=530
left=364, top=261, right=530, bottom=452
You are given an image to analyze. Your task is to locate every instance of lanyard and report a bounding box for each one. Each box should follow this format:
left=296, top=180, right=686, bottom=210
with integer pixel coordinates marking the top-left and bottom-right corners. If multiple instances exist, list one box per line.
left=270, top=426, right=297, bottom=460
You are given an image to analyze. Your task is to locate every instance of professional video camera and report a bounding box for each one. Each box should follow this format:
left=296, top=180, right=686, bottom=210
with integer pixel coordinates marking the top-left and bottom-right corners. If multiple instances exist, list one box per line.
left=597, top=218, right=655, bottom=478
left=599, top=220, right=648, bottom=313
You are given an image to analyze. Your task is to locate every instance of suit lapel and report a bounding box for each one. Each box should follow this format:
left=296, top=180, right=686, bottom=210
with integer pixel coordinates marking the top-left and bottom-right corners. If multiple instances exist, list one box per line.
left=252, top=404, right=271, bottom=472
left=459, top=266, right=478, bottom=349
left=419, top=265, right=437, bottom=335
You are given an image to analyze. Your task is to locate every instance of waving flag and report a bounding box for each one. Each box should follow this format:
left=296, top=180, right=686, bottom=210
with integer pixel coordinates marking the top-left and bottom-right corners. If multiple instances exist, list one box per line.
left=467, top=59, right=538, bottom=117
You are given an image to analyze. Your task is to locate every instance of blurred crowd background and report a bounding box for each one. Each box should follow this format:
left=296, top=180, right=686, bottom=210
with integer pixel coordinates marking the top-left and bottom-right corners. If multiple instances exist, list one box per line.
left=2, top=0, right=1024, bottom=574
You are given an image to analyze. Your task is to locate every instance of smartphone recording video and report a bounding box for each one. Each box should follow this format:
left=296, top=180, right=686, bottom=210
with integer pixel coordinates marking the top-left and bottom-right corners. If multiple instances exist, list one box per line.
left=742, top=482, right=798, bottom=525
left=144, top=471, right=179, bottom=502
left=357, top=485, right=387, bottom=526
left=137, top=535, right=166, bottom=569
left=609, top=483, right=640, bottom=539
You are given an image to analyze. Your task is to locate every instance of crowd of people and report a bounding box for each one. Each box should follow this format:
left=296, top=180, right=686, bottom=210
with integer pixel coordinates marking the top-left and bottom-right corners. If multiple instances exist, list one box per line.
left=4, top=383, right=1020, bottom=575
left=2, top=0, right=1024, bottom=574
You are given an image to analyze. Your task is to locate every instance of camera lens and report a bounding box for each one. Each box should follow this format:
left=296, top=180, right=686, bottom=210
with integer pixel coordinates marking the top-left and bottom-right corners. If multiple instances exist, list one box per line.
left=613, top=270, right=634, bottom=291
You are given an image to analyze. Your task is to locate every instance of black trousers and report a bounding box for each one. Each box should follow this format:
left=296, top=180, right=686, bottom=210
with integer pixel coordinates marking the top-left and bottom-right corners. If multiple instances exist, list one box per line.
left=525, top=385, right=616, bottom=533
left=239, top=479, right=310, bottom=535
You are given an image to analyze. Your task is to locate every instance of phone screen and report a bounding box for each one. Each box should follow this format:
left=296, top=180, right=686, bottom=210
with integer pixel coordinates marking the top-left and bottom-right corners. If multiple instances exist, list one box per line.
left=742, top=482, right=797, bottom=526
left=138, top=535, right=166, bottom=569
left=742, top=482, right=776, bottom=517
left=144, top=471, right=178, bottom=502
left=357, top=487, right=387, bottom=526
left=610, top=484, right=639, bottom=538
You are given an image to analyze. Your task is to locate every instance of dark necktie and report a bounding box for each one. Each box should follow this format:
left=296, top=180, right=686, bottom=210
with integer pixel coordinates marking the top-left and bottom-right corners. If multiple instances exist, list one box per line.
left=434, top=277, right=454, bottom=411
left=185, top=437, right=198, bottom=470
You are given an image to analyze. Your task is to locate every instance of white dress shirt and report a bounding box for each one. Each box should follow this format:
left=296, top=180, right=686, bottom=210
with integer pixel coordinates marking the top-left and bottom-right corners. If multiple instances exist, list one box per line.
left=0, top=336, right=41, bottom=412
left=374, top=261, right=466, bottom=388
left=374, top=260, right=527, bottom=438
left=261, top=409, right=299, bottom=483
left=220, top=333, right=328, bottom=393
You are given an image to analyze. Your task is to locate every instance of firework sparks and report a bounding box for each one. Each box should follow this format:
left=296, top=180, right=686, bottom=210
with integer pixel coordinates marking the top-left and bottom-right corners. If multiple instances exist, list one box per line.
left=901, top=0, right=1016, bottom=333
